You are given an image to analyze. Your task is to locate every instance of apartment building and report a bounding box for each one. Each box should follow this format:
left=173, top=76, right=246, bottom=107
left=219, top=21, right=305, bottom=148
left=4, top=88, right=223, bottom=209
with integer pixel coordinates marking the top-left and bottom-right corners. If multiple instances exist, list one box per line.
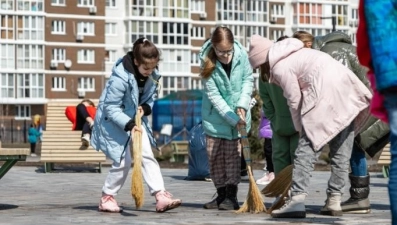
left=0, top=0, right=360, bottom=120
left=0, top=0, right=106, bottom=119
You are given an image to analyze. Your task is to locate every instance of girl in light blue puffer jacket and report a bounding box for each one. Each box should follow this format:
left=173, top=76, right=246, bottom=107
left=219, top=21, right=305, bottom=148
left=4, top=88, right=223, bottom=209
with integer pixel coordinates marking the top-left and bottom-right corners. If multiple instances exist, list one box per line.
left=91, top=38, right=181, bottom=213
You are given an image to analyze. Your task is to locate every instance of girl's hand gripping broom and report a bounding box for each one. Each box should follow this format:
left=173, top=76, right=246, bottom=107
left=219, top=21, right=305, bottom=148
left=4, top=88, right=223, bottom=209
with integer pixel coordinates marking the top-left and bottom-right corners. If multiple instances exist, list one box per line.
left=236, top=125, right=266, bottom=214
left=130, top=109, right=144, bottom=208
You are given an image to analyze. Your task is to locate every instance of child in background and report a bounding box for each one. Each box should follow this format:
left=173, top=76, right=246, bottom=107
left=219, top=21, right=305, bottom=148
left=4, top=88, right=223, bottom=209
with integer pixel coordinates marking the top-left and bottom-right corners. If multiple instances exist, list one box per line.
left=256, top=110, right=275, bottom=185
left=91, top=37, right=181, bottom=213
left=28, top=124, right=40, bottom=157
left=75, top=99, right=95, bottom=147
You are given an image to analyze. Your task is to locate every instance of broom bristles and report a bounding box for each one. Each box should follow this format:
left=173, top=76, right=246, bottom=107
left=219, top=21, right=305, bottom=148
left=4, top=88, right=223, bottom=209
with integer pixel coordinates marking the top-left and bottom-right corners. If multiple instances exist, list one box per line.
left=236, top=166, right=266, bottom=213
left=261, top=164, right=293, bottom=213
left=262, top=164, right=293, bottom=197
left=235, top=126, right=266, bottom=214
left=131, top=112, right=144, bottom=208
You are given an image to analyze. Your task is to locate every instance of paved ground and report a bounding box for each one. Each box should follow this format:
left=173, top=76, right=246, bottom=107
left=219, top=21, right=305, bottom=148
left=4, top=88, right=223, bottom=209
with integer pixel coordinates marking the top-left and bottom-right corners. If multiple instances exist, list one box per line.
left=0, top=166, right=392, bottom=225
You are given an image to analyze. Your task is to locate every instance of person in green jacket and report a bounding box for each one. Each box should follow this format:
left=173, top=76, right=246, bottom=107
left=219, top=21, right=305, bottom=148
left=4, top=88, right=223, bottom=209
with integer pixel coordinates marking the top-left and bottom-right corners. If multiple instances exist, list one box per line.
left=199, top=26, right=254, bottom=210
left=313, top=31, right=390, bottom=214
left=257, top=35, right=301, bottom=176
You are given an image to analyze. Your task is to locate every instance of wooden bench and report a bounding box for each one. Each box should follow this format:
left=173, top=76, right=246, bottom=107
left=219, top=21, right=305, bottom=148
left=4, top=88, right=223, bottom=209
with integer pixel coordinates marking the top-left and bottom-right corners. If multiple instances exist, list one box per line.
left=40, top=100, right=106, bottom=173
left=0, top=148, right=30, bottom=180
left=170, top=140, right=189, bottom=164
left=378, top=143, right=391, bottom=178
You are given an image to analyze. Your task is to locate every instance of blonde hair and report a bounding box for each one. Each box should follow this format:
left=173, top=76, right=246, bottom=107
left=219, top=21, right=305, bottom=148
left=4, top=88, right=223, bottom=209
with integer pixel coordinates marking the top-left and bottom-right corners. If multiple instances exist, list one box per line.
left=292, top=31, right=314, bottom=43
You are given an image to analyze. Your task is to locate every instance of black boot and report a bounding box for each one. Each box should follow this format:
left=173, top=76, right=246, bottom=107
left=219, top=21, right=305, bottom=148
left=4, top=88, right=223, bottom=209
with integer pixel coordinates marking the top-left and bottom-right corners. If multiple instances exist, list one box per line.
left=203, top=186, right=226, bottom=209
left=341, top=173, right=371, bottom=213
left=218, top=184, right=240, bottom=210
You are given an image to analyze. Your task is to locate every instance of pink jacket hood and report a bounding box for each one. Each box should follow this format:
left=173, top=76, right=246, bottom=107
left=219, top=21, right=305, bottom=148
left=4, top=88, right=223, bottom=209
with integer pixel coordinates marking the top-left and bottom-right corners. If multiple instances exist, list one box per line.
left=269, top=38, right=304, bottom=74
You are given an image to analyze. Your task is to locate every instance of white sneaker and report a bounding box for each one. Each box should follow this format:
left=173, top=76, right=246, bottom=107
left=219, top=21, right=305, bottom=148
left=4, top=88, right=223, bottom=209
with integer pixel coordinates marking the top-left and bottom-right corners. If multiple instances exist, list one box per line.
left=30, top=153, right=37, bottom=157
left=256, top=172, right=275, bottom=185
left=81, top=134, right=90, bottom=147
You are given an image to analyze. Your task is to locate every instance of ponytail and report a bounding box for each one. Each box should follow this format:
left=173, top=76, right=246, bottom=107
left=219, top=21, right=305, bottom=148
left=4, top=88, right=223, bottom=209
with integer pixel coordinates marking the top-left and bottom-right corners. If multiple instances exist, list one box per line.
left=132, top=37, right=160, bottom=65
left=201, top=48, right=217, bottom=79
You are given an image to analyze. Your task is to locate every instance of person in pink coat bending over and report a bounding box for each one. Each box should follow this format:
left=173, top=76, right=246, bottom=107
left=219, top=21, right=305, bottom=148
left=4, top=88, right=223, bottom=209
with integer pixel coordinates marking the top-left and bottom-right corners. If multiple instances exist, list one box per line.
left=248, top=35, right=372, bottom=218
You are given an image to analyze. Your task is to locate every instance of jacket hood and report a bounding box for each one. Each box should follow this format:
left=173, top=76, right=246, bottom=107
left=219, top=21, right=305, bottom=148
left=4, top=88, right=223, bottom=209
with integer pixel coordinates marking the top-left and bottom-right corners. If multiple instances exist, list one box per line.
left=269, top=38, right=304, bottom=70
left=312, top=31, right=352, bottom=50
left=199, top=39, right=246, bottom=64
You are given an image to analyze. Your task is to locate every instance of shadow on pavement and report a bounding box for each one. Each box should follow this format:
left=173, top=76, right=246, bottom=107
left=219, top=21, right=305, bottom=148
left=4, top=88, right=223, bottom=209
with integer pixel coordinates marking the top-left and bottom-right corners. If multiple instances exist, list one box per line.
left=0, top=204, right=18, bottom=210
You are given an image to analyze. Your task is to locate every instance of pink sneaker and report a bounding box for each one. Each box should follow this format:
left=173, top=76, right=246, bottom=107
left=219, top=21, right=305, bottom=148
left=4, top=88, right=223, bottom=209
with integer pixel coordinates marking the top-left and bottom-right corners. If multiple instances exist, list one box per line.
left=256, top=172, right=275, bottom=185
left=98, top=195, right=122, bottom=213
left=155, top=190, right=182, bottom=213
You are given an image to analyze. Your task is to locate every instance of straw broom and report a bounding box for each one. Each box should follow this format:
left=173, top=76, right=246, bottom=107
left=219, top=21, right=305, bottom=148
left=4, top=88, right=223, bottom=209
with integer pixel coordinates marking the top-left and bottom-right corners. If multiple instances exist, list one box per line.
left=236, top=125, right=266, bottom=214
left=261, top=164, right=293, bottom=213
left=130, top=110, right=144, bottom=208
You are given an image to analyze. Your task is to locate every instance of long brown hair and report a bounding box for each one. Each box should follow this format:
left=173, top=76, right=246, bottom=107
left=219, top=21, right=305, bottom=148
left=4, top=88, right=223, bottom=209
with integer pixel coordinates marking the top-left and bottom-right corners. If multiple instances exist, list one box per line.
left=201, top=26, right=234, bottom=79
left=259, top=62, right=271, bottom=82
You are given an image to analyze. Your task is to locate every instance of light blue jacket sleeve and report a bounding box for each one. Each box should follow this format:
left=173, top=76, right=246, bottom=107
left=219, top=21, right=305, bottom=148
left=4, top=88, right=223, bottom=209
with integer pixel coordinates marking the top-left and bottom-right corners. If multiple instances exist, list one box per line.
left=236, top=52, right=254, bottom=111
left=204, top=77, right=240, bottom=127
left=103, top=76, right=133, bottom=130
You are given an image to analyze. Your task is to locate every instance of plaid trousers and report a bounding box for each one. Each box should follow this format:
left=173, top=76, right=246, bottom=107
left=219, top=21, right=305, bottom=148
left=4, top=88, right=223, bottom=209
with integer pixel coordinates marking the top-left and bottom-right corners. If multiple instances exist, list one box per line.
left=206, top=135, right=241, bottom=188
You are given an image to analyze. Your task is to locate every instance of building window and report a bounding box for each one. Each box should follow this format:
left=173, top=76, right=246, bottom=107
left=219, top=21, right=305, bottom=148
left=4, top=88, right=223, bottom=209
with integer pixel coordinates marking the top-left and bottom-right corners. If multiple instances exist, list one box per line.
left=51, top=0, right=65, bottom=6
left=217, top=0, right=244, bottom=21
left=162, top=0, right=188, bottom=18
left=132, top=0, right=157, bottom=16
left=52, top=48, right=66, bottom=62
left=51, top=77, right=65, bottom=91
left=161, top=49, right=190, bottom=73
left=1, top=44, right=15, bottom=69
left=17, top=73, right=44, bottom=98
left=15, top=105, right=30, bottom=119
left=0, top=73, right=15, bottom=98
left=272, top=4, right=284, bottom=17
left=130, top=21, right=159, bottom=44
left=105, top=0, right=115, bottom=7
left=105, top=23, right=117, bottom=35
left=77, top=22, right=95, bottom=36
left=17, top=0, right=43, bottom=11
left=17, top=45, right=44, bottom=69
left=77, top=0, right=94, bottom=7
left=0, top=15, right=14, bottom=39
left=51, top=20, right=66, bottom=34
left=160, top=76, right=190, bottom=96
left=191, top=52, right=199, bottom=66
left=1, top=0, right=13, bottom=10
left=271, top=30, right=284, bottom=42
left=162, top=22, right=189, bottom=45
left=191, top=0, right=205, bottom=12
left=17, top=16, right=44, bottom=40
left=77, top=49, right=95, bottom=63
left=246, top=0, right=267, bottom=22
left=105, top=50, right=117, bottom=63
left=191, top=26, right=205, bottom=39
left=78, top=77, right=95, bottom=92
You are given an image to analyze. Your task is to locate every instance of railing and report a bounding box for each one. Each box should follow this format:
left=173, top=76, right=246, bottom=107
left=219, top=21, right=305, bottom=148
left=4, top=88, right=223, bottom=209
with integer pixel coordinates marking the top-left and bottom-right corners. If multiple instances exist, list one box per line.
left=0, top=117, right=47, bottom=144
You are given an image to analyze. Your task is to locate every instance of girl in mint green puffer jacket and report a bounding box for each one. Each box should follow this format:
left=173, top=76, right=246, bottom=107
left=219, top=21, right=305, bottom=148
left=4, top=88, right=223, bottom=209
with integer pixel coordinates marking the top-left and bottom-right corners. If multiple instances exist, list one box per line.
left=199, top=26, right=253, bottom=211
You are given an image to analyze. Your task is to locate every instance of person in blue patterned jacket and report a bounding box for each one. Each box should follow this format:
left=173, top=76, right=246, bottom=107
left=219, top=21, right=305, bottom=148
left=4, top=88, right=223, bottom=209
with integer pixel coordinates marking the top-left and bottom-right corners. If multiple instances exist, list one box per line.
left=199, top=26, right=254, bottom=210
left=91, top=37, right=181, bottom=213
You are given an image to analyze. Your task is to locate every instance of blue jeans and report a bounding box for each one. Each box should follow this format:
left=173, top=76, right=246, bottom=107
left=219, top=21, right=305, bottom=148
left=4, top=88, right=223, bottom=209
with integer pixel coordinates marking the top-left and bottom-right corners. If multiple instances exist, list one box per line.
left=383, top=93, right=397, bottom=224
left=350, top=144, right=367, bottom=176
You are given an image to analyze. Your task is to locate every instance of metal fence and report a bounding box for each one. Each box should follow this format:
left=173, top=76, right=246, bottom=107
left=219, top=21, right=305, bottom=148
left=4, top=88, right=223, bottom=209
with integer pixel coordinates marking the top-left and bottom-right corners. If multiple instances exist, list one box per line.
left=0, top=116, right=47, bottom=144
